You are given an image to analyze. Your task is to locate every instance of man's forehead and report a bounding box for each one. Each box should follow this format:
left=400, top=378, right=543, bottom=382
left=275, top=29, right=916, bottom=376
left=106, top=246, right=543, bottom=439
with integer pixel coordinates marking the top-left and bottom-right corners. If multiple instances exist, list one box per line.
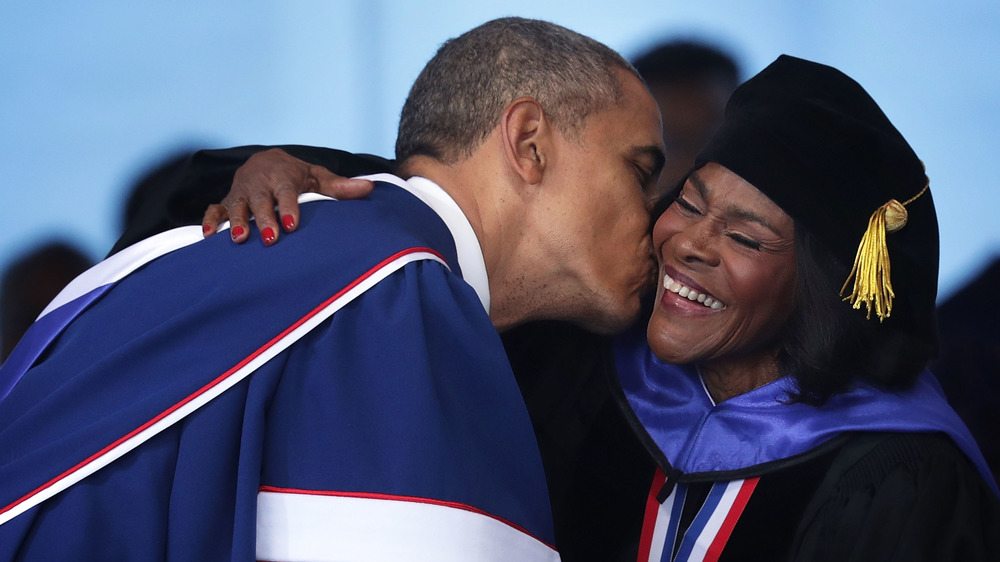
left=577, top=69, right=664, bottom=159
left=624, top=75, right=666, bottom=141
left=620, top=83, right=667, bottom=165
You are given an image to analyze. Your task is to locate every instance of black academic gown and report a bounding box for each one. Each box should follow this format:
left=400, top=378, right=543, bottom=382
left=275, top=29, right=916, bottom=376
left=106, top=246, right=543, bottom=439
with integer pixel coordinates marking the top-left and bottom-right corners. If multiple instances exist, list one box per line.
left=115, top=145, right=1000, bottom=561
left=503, top=320, right=1000, bottom=562
left=111, top=145, right=394, bottom=255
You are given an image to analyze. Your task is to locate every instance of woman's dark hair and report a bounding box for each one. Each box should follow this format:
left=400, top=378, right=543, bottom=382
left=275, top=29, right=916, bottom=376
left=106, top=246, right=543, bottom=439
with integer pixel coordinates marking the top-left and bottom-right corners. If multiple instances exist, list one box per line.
left=777, top=225, right=938, bottom=405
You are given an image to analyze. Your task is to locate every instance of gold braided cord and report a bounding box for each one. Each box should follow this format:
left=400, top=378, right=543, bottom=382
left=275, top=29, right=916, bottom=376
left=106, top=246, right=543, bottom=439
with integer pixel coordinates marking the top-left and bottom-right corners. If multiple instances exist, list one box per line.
left=902, top=182, right=930, bottom=206
left=839, top=176, right=930, bottom=322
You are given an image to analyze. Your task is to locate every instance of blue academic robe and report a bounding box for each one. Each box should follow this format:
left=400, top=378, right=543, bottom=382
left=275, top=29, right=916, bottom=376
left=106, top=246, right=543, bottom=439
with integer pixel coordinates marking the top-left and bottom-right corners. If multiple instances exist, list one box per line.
left=0, top=175, right=558, bottom=561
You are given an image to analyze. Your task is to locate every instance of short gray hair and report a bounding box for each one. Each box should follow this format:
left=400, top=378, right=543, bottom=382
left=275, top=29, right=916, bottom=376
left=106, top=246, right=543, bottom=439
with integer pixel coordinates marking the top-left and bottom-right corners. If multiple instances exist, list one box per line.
left=395, top=17, right=638, bottom=164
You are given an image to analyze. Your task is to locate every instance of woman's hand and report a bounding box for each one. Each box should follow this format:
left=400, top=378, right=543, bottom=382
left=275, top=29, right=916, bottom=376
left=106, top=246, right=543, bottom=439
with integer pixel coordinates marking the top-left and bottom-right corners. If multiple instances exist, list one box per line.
left=201, top=148, right=376, bottom=244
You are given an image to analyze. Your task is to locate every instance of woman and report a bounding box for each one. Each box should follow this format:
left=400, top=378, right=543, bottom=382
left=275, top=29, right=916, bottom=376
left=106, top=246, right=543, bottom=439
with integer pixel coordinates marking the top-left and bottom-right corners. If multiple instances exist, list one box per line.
left=606, top=55, right=999, bottom=561
left=120, top=55, right=1000, bottom=560
left=503, top=55, right=998, bottom=561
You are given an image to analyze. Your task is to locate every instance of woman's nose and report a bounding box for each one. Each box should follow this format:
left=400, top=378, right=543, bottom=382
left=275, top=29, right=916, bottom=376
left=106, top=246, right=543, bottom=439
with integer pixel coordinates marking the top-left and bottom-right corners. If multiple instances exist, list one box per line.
left=674, top=217, right=721, bottom=267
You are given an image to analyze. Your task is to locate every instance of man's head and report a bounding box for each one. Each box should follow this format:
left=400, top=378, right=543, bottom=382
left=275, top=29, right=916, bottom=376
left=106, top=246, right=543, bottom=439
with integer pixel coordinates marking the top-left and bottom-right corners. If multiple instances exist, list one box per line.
left=395, top=17, right=638, bottom=166
left=397, top=18, right=665, bottom=333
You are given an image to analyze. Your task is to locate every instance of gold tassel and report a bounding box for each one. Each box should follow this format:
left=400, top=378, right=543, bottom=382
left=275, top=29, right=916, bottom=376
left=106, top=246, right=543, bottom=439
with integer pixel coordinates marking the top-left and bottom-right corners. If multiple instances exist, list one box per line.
left=839, top=179, right=929, bottom=322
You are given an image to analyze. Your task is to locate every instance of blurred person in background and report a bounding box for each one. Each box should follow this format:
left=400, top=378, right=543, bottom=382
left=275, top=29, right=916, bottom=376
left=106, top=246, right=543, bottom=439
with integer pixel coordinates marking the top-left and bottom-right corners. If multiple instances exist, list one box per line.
left=632, top=40, right=740, bottom=203
left=932, top=256, right=1000, bottom=485
left=1, top=241, right=93, bottom=362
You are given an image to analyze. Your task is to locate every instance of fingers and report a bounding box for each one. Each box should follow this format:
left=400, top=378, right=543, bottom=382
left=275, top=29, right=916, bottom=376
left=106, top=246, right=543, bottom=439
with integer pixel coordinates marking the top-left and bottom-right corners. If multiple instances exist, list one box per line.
left=202, top=197, right=278, bottom=245
left=202, top=204, right=228, bottom=238
left=211, top=148, right=375, bottom=246
left=223, top=148, right=305, bottom=245
left=246, top=190, right=280, bottom=245
left=224, top=196, right=253, bottom=243
left=274, top=183, right=302, bottom=233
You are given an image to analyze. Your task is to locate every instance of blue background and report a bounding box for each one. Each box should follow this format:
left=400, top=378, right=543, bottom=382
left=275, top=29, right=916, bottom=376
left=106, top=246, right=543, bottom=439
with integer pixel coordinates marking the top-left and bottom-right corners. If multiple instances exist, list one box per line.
left=2, top=0, right=997, bottom=299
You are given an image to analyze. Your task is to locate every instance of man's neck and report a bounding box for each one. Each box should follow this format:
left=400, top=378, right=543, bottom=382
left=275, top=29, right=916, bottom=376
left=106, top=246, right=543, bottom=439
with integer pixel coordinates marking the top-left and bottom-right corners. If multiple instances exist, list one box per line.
left=401, top=155, right=524, bottom=330
left=401, top=155, right=490, bottom=258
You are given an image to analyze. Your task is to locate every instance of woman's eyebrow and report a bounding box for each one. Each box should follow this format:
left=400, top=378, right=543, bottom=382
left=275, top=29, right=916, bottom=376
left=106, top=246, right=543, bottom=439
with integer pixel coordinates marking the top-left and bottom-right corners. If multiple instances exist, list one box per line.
left=727, top=206, right=783, bottom=236
left=688, top=170, right=709, bottom=199
left=688, top=170, right=784, bottom=236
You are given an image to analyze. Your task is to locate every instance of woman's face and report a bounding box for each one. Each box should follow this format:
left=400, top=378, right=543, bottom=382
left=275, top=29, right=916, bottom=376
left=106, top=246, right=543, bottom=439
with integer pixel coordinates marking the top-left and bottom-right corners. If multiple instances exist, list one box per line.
left=647, top=163, right=798, bottom=367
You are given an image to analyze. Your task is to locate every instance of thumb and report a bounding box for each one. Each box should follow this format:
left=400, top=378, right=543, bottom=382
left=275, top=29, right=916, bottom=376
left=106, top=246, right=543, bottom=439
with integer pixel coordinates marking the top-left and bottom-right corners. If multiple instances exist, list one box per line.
left=314, top=171, right=375, bottom=200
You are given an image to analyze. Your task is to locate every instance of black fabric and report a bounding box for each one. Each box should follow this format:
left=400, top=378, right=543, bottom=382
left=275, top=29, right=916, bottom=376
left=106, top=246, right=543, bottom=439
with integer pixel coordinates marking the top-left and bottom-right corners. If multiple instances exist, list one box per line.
left=503, top=321, right=999, bottom=561
left=789, top=432, right=1000, bottom=561
left=713, top=443, right=837, bottom=562
left=931, top=256, right=1000, bottom=486
left=640, top=432, right=1000, bottom=562
left=502, top=321, right=655, bottom=562
left=109, top=145, right=395, bottom=255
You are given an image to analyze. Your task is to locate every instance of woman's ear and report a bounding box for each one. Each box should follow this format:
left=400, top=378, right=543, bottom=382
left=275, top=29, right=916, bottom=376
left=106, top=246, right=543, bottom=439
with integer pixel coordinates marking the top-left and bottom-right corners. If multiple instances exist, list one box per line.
left=501, top=97, right=548, bottom=185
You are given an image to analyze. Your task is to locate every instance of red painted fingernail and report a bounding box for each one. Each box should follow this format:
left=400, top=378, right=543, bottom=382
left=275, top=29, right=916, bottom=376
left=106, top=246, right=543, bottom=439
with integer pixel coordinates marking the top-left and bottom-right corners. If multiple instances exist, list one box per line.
left=202, top=224, right=211, bottom=235
left=282, top=215, right=295, bottom=231
left=262, top=227, right=276, bottom=245
left=231, top=226, right=246, bottom=239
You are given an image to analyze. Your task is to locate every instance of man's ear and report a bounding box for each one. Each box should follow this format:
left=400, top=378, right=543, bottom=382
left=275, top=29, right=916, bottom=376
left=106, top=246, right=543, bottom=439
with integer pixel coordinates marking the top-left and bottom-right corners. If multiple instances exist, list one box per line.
left=501, top=97, right=548, bottom=185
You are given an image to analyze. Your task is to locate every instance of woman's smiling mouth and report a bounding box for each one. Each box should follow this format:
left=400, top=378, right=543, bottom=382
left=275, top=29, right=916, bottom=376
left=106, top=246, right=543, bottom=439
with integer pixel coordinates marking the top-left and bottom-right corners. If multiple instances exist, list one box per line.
left=662, top=272, right=726, bottom=310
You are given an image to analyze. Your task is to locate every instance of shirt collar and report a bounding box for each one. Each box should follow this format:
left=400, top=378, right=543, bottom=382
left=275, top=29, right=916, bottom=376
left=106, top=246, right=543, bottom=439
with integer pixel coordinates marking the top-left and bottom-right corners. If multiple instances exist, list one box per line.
left=356, top=173, right=490, bottom=314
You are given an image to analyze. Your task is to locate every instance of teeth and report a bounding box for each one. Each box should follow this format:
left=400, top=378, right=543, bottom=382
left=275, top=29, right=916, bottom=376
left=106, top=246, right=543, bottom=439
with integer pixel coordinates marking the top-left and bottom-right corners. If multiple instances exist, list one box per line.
left=662, top=274, right=724, bottom=310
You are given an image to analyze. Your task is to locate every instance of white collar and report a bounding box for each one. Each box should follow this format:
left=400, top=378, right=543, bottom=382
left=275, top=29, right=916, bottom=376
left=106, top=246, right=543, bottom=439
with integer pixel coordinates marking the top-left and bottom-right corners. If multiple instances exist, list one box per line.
left=356, top=173, right=490, bottom=314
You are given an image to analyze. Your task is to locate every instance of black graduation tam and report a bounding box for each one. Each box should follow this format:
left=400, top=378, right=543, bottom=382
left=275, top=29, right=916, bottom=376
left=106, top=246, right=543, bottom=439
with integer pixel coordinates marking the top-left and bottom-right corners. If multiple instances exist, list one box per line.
left=696, top=54, right=939, bottom=344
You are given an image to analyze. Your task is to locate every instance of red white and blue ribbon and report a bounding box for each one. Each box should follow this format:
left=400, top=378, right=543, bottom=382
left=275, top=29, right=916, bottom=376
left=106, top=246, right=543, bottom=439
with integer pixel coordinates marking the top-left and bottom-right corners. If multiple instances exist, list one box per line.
left=638, top=468, right=759, bottom=562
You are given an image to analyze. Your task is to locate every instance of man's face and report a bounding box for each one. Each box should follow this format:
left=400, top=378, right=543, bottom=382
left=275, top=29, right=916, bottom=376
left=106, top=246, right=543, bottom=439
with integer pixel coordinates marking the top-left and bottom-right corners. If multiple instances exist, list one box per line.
left=538, top=69, right=666, bottom=333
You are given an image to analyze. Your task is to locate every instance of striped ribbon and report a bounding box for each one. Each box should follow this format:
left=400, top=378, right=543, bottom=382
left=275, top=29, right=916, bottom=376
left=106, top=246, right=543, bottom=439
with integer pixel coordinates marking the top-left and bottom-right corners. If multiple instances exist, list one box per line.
left=638, top=468, right=759, bottom=562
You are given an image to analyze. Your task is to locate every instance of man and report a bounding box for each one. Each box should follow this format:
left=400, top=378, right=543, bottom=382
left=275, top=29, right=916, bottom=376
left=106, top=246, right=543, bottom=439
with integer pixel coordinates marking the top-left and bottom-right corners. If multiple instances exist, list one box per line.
left=0, top=18, right=664, bottom=561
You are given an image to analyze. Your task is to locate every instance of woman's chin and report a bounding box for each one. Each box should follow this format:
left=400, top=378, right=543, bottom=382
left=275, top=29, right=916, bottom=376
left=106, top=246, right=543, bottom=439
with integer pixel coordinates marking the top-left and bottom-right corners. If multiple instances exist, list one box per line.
left=646, top=318, right=699, bottom=365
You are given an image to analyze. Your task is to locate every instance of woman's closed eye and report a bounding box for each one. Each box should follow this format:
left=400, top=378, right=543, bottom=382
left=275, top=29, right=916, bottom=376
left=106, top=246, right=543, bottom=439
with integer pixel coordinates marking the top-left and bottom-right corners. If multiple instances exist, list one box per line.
left=674, top=196, right=702, bottom=215
left=727, top=232, right=762, bottom=250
